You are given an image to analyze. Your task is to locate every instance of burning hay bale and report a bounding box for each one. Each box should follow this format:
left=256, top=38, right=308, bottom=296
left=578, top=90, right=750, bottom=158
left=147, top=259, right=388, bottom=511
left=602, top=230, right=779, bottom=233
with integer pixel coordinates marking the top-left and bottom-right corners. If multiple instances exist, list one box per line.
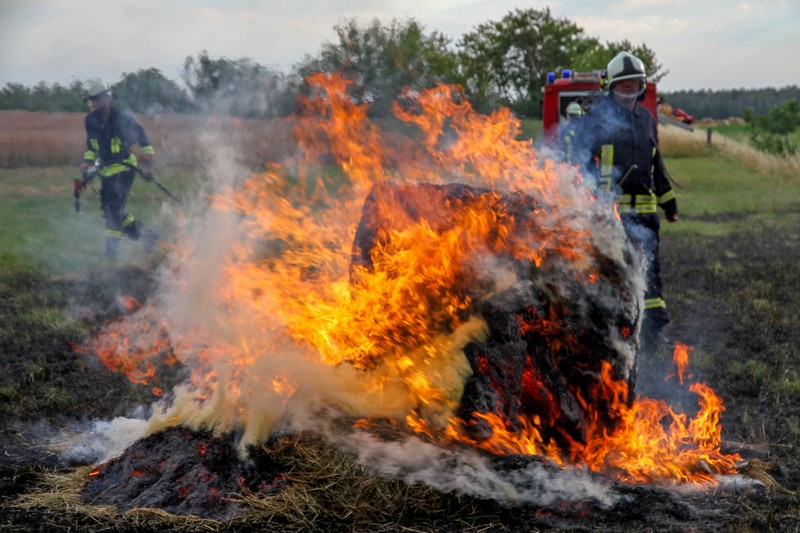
left=351, top=181, right=642, bottom=449
left=64, top=179, right=652, bottom=523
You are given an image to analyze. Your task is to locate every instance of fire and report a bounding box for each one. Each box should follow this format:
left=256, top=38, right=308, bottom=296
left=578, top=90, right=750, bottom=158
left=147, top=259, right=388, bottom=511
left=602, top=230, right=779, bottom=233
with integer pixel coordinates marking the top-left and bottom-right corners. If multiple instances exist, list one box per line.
left=672, top=341, right=692, bottom=384
left=82, top=72, right=740, bottom=486
left=440, top=346, right=740, bottom=484
left=72, top=302, right=178, bottom=396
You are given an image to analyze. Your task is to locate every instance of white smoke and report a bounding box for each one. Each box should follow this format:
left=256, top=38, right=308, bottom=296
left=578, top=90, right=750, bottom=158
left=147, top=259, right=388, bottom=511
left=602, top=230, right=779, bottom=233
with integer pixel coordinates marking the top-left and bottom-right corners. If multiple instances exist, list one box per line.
left=342, top=430, right=621, bottom=508
left=57, top=412, right=149, bottom=465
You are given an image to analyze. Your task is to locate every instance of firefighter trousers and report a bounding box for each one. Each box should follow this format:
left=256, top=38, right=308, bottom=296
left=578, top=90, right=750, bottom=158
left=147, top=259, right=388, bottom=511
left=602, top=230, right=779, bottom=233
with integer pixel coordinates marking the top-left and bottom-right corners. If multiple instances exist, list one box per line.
left=100, top=171, right=142, bottom=258
left=621, top=213, right=670, bottom=354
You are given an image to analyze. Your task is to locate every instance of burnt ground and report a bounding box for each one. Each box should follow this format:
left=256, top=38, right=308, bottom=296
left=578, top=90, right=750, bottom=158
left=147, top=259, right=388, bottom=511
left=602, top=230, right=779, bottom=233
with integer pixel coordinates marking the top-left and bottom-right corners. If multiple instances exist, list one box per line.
left=0, top=214, right=799, bottom=532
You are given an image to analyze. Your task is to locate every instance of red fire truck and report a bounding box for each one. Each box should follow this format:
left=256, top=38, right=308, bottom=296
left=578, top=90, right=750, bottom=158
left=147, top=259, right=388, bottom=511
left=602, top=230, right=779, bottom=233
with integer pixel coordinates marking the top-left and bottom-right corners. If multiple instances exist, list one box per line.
left=541, top=69, right=658, bottom=146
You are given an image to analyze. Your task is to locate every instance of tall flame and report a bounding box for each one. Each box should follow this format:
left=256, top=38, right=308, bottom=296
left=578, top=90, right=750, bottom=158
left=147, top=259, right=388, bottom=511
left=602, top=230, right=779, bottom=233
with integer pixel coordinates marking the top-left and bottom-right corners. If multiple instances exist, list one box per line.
left=82, top=72, right=740, bottom=485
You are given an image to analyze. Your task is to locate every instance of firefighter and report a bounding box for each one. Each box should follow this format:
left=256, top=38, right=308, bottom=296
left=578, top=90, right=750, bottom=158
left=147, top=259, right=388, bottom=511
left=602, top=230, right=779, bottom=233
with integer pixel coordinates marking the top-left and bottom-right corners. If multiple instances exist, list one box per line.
left=79, top=82, right=158, bottom=259
left=559, top=101, right=585, bottom=163
left=578, top=51, right=679, bottom=358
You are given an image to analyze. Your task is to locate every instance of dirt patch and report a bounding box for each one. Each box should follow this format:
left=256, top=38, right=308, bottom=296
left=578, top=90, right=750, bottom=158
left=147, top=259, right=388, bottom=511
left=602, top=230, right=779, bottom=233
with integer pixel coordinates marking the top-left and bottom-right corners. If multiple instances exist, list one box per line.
left=659, top=215, right=800, bottom=503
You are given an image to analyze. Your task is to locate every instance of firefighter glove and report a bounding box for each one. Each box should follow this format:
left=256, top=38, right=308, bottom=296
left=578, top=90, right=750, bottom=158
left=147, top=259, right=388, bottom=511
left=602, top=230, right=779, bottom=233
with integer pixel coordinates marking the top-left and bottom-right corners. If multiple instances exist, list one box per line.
left=81, top=162, right=96, bottom=181
left=139, top=156, right=155, bottom=182
left=140, top=165, right=154, bottom=182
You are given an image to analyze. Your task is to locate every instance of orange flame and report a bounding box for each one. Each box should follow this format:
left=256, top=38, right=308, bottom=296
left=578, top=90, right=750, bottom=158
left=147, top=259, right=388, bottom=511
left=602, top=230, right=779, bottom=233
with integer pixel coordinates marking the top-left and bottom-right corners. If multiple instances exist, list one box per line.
left=83, top=72, right=740, bottom=485
left=447, top=355, right=740, bottom=484
left=672, top=342, right=692, bottom=384
left=73, top=304, right=177, bottom=394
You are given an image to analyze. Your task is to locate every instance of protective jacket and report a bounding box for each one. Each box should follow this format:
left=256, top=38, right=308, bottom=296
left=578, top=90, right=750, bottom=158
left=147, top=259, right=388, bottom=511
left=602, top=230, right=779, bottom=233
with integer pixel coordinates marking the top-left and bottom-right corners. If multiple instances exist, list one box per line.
left=82, top=107, right=155, bottom=177
left=584, top=96, right=677, bottom=218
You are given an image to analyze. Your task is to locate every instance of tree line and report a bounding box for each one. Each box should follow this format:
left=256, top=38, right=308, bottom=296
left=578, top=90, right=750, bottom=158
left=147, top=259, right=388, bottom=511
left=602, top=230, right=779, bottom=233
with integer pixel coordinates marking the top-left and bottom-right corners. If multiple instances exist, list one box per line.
left=0, top=8, right=795, bottom=121
left=661, top=86, right=800, bottom=121
left=1, top=9, right=661, bottom=119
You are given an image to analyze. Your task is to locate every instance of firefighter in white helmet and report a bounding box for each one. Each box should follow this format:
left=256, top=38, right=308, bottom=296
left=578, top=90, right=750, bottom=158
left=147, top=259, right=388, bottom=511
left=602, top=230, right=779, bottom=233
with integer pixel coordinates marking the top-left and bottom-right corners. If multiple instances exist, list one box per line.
left=559, top=101, right=585, bottom=163
left=578, top=51, right=679, bottom=359
left=565, top=101, right=585, bottom=117
left=78, top=82, right=158, bottom=259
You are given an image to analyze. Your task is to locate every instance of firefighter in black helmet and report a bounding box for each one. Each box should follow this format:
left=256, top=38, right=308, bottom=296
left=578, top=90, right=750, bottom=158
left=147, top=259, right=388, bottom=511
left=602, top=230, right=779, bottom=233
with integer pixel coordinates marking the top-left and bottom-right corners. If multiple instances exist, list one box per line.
left=578, top=52, right=679, bottom=359
left=79, top=82, right=158, bottom=259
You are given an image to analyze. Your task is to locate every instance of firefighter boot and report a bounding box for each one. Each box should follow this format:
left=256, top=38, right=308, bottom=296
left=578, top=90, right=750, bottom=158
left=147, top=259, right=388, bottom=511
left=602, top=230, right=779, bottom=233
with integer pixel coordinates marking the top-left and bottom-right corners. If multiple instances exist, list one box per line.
left=640, top=314, right=670, bottom=361
left=122, top=215, right=143, bottom=240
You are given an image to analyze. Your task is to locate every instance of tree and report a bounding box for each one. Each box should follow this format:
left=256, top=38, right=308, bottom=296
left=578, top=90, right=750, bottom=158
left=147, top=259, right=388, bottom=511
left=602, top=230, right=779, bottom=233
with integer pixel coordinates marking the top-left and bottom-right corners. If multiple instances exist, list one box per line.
left=183, top=51, right=290, bottom=117
left=457, top=8, right=667, bottom=117
left=293, top=18, right=459, bottom=116
left=0, top=83, right=33, bottom=110
left=457, top=7, right=590, bottom=116
left=744, top=99, right=800, bottom=156
left=113, top=68, right=192, bottom=114
left=663, top=86, right=800, bottom=120
left=0, top=80, right=86, bottom=111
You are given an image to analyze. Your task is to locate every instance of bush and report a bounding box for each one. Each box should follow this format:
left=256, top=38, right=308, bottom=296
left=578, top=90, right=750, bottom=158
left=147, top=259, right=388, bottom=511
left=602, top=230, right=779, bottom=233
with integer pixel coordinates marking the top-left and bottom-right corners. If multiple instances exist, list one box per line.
left=743, top=99, right=800, bottom=156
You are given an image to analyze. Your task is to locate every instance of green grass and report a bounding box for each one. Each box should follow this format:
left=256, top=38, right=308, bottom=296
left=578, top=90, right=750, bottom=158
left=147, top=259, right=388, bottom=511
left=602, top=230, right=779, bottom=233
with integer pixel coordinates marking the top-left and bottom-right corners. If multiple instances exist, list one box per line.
left=0, top=166, right=192, bottom=274
left=519, top=119, right=542, bottom=142
left=661, top=154, right=800, bottom=237
left=705, top=123, right=749, bottom=142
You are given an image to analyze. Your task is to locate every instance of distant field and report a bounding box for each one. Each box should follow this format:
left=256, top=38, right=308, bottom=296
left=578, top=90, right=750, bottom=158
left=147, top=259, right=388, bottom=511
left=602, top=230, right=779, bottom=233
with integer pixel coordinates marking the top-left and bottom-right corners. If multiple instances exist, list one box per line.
left=708, top=123, right=749, bottom=142
left=0, top=110, right=296, bottom=169
left=6, top=110, right=796, bottom=170
left=0, top=111, right=548, bottom=171
left=659, top=122, right=800, bottom=180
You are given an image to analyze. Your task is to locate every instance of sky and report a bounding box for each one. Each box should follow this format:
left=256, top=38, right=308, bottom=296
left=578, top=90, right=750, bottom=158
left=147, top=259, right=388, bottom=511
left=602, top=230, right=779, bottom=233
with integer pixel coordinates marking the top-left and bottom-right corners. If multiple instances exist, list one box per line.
left=1, top=0, right=799, bottom=93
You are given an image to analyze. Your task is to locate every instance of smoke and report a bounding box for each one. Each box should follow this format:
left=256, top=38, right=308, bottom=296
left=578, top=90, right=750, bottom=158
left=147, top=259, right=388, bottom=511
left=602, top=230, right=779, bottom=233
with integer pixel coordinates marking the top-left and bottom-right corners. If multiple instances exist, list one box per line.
left=340, top=430, right=621, bottom=508
left=567, top=93, right=633, bottom=183
left=58, top=413, right=149, bottom=465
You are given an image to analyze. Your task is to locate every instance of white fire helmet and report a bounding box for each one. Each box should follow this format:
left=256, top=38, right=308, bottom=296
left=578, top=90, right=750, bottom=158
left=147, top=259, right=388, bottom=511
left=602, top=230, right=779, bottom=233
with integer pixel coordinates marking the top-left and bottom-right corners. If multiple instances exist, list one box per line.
left=606, top=51, right=646, bottom=88
left=565, top=101, right=585, bottom=117
left=85, top=82, right=111, bottom=101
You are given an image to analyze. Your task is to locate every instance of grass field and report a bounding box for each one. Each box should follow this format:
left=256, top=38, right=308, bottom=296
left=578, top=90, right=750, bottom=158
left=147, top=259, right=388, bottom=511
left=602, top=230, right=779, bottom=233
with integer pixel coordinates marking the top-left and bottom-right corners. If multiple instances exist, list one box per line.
left=1, top=112, right=799, bottom=531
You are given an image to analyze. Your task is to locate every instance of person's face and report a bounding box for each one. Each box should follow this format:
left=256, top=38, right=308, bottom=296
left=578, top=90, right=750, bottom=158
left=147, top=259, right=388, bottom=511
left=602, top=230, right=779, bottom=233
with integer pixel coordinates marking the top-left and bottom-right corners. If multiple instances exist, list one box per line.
left=89, top=92, right=110, bottom=112
left=614, top=78, right=643, bottom=96
left=612, top=78, right=644, bottom=108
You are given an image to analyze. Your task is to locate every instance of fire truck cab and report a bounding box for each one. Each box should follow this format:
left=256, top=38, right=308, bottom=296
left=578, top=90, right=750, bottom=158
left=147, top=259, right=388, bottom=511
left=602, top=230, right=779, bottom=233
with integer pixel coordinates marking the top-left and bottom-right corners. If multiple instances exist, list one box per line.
left=542, top=69, right=658, bottom=147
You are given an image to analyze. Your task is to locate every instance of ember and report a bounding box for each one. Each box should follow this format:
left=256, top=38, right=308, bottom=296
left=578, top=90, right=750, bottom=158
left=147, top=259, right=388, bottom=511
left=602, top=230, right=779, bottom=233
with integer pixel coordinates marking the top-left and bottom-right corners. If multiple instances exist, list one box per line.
left=82, top=426, right=284, bottom=519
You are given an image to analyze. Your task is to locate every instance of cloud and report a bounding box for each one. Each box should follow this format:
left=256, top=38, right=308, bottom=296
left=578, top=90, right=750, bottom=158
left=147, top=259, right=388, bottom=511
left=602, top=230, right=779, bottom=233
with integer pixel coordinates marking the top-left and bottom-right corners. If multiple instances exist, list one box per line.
left=1, top=0, right=799, bottom=90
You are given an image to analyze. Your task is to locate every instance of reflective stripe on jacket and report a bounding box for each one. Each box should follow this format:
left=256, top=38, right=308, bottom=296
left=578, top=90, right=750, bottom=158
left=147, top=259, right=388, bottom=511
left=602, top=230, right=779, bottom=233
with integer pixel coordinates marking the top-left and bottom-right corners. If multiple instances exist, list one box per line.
left=83, top=107, right=154, bottom=178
